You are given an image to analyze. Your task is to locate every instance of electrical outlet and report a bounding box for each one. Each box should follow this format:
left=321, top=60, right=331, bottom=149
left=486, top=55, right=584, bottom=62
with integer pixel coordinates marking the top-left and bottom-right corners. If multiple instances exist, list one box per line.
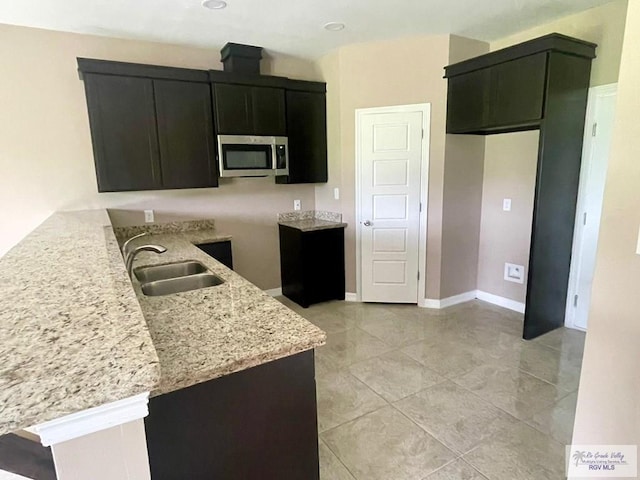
left=504, top=263, right=524, bottom=284
left=334, top=188, right=340, bottom=200
left=294, top=200, right=301, bottom=211
left=503, top=198, right=512, bottom=211
left=144, top=210, right=154, bottom=223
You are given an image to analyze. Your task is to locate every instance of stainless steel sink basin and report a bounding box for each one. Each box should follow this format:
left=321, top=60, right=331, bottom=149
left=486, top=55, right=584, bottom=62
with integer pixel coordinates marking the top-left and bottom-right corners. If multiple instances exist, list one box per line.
left=134, top=261, right=207, bottom=283
left=141, top=273, right=225, bottom=297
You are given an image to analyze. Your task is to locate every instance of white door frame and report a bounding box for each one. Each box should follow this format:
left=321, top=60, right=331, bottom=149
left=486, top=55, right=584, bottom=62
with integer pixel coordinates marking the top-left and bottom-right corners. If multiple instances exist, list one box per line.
left=355, top=103, right=431, bottom=303
left=565, top=83, right=617, bottom=330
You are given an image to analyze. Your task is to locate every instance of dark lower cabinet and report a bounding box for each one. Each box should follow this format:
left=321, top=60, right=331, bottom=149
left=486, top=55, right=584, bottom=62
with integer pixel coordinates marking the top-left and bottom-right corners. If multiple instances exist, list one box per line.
left=279, top=225, right=345, bottom=308
left=145, top=350, right=319, bottom=480
left=0, top=434, right=56, bottom=480
left=196, top=240, right=233, bottom=270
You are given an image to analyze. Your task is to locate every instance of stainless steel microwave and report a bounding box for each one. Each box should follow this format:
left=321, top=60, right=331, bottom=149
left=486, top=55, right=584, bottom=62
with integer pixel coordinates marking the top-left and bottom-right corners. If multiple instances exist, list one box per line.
left=217, top=135, right=289, bottom=177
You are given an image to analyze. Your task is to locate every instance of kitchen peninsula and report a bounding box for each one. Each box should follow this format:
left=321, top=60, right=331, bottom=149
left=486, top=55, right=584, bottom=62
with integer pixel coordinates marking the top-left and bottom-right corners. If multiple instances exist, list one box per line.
left=0, top=210, right=325, bottom=480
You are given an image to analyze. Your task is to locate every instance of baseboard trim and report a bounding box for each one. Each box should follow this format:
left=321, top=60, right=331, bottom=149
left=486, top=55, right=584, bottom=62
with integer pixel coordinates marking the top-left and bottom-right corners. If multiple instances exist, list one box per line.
left=264, top=288, right=282, bottom=297
left=421, top=291, right=477, bottom=309
left=476, top=290, right=525, bottom=313
left=344, top=292, right=358, bottom=302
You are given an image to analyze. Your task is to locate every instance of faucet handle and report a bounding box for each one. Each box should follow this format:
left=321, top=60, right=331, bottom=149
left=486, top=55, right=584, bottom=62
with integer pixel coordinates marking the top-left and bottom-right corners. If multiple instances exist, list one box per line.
left=122, top=232, right=148, bottom=258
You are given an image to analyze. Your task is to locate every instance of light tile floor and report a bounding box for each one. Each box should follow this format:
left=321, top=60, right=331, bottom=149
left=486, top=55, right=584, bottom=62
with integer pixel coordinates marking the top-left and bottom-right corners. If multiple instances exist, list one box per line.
left=277, top=297, right=585, bottom=480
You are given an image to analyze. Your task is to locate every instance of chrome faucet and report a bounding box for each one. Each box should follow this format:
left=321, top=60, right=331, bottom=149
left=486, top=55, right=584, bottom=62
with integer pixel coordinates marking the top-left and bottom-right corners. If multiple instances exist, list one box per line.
left=126, top=244, right=167, bottom=278
left=122, top=232, right=149, bottom=259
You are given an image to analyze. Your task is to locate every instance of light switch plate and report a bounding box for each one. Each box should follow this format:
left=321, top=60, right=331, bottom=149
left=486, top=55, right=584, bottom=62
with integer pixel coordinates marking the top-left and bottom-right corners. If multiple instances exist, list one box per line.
left=144, top=210, right=154, bottom=223
left=293, top=200, right=301, bottom=211
left=503, top=198, right=512, bottom=211
left=334, top=187, right=340, bottom=200
left=504, top=262, right=525, bottom=284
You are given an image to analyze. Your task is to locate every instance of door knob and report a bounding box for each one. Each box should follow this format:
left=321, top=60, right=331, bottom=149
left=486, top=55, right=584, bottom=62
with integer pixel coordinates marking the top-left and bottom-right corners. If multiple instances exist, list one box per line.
left=363, top=220, right=372, bottom=226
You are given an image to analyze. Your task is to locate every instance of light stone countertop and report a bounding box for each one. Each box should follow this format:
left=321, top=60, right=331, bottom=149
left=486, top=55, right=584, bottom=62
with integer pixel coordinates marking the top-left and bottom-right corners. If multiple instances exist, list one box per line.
left=0, top=211, right=326, bottom=436
left=128, top=229, right=326, bottom=396
left=278, top=210, right=347, bottom=232
left=0, top=211, right=161, bottom=436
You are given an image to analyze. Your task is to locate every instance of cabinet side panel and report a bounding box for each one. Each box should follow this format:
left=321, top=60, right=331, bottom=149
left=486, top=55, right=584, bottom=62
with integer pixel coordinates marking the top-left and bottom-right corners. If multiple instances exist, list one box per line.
left=524, top=53, right=592, bottom=339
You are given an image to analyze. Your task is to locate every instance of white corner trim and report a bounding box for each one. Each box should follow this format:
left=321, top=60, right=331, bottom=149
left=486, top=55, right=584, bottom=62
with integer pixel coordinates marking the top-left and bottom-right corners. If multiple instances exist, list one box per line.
left=264, top=287, right=283, bottom=297
left=344, top=292, right=358, bottom=302
left=420, top=291, right=476, bottom=309
left=476, top=290, right=525, bottom=313
left=31, top=392, right=150, bottom=447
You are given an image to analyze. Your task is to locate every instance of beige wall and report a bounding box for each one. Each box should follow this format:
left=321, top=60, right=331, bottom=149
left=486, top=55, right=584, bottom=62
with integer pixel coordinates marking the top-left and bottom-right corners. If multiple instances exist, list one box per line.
left=438, top=36, right=490, bottom=299
left=477, top=1, right=628, bottom=302
left=572, top=0, right=640, bottom=447
left=491, top=0, right=628, bottom=88
left=0, top=23, right=320, bottom=289
left=316, top=35, right=451, bottom=297
left=477, top=132, right=539, bottom=302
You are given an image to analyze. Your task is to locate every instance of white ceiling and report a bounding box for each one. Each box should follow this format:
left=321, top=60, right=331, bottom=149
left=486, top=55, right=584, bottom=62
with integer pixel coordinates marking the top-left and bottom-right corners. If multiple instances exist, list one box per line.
left=0, top=0, right=613, bottom=59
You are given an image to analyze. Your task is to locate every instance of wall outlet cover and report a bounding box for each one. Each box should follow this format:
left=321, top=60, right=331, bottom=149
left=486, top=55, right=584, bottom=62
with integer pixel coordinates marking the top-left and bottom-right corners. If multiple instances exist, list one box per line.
left=144, top=210, right=154, bottom=223
left=503, top=198, right=512, bottom=211
left=504, top=262, right=525, bottom=284
left=293, top=200, right=301, bottom=211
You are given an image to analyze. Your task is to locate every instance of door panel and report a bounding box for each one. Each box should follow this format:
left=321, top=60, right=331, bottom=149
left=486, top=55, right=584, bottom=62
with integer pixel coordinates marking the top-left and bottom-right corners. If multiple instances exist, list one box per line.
left=154, top=80, right=217, bottom=189
left=214, top=84, right=252, bottom=134
left=252, top=87, right=286, bottom=136
left=360, top=110, right=424, bottom=303
left=84, top=73, right=161, bottom=191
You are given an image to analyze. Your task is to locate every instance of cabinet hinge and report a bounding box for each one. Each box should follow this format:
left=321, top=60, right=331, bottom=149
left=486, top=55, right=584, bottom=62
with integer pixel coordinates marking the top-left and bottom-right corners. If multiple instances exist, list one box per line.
left=419, top=202, right=422, bottom=212
left=592, top=123, right=598, bottom=137
left=417, top=271, right=420, bottom=280
left=574, top=294, right=579, bottom=307
left=583, top=212, right=587, bottom=226
left=421, top=129, right=425, bottom=139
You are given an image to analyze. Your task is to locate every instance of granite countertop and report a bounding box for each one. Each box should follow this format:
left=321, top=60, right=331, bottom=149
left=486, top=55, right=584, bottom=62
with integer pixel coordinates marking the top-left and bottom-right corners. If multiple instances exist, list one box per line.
left=0, top=211, right=160, bottom=436
left=0, top=212, right=325, bottom=436
left=277, top=210, right=347, bottom=232
left=127, top=229, right=326, bottom=396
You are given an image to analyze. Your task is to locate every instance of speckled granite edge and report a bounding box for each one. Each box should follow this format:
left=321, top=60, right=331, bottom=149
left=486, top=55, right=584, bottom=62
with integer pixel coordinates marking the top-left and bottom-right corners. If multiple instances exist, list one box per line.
left=128, top=230, right=326, bottom=397
left=278, top=219, right=348, bottom=232
left=114, top=219, right=217, bottom=241
left=0, top=210, right=161, bottom=436
left=277, top=210, right=342, bottom=223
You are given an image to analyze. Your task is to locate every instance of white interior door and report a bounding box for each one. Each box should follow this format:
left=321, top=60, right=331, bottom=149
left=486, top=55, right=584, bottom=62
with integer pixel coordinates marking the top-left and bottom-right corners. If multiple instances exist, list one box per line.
left=358, top=107, right=426, bottom=303
left=566, top=84, right=617, bottom=330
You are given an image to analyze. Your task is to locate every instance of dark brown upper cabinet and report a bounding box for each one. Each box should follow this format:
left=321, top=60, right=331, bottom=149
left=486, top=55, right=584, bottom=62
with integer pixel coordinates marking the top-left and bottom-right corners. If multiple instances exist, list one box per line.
left=444, top=34, right=596, bottom=341
left=78, top=58, right=217, bottom=192
left=83, top=73, right=162, bottom=191
left=276, top=90, right=328, bottom=184
left=213, top=84, right=286, bottom=136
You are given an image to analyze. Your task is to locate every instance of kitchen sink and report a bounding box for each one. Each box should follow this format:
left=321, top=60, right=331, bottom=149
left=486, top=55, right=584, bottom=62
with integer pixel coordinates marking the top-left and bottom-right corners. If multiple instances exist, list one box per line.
left=141, top=273, right=225, bottom=297
left=134, top=261, right=207, bottom=283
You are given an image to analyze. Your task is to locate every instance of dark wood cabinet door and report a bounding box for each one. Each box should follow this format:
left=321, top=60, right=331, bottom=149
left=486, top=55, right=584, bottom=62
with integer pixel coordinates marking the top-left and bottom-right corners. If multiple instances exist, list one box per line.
left=277, top=91, right=328, bottom=184
left=213, top=83, right=252, bottom=134
left=446, top=68, right=491, bottom=133
left=154, top=80, right=217, bottom=189
left=252, top=86, right=286, bottom=136
left=84, top=73, right=161, bottom=192
left=491, top=53, right=547, bottom=128
left=195, top=241, right=233, bottom=270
